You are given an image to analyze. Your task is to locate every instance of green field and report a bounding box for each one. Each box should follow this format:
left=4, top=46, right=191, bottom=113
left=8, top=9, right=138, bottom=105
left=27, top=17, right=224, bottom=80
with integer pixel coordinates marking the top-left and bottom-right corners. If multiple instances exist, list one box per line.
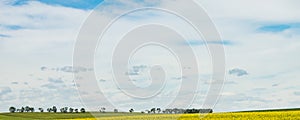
left=0, top=112, right=145, bottom=120
left=1, top=109, right=300, bottom=120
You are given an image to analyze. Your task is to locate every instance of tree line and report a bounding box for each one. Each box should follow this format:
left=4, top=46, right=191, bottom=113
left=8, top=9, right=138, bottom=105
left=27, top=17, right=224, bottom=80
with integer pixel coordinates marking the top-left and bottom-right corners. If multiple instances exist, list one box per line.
left=9, top=106, right=212, bottom=114
left=142, top=108, right=213, bottom=114
left=9, top=106, right=85, bottom=113
left=98, top=107, right=212, bottom=114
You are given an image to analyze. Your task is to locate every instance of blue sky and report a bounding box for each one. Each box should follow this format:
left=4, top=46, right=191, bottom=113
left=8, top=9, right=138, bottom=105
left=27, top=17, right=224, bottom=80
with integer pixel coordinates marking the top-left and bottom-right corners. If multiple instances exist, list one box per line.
left=0, top=0, right=300, bottom=113
left=258, top=23, right=300, bottom=33
left=0, top=34, right=10, bottom=38
left=185, top=40, right=234, bottom=46
left=11, top=0, right=104, bottom=9
left=258, top=24, right=291, bottom=32
left=38, top=0, right=103, bottom=9
left=0, top=24, right=24, bottom=30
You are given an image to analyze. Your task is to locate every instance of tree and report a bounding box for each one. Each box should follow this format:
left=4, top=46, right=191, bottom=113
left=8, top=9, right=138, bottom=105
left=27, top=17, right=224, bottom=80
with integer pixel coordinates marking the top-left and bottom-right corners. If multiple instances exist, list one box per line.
left=75, top=109, right=79, bottom=113
left=59, top=107, right=68, bottom=113
left=47, top=108, right=52, bottom=112
left=173, top=108, right=179, bottom=114
left=29, top=107, right=34, bottom=112
left=198, top=109, right=213, bottom=113
left=145, top=110, right=150, bottom=114
left=114, top=109, right=118, bottom=113
left=129, top=108, right=134, bottom=113
left=157, top=108, right=161, bottom=113
left=52, top=106, right=57, bottom=113
left=150, top=108, right=156, bottom=113
left=100, top=107, right=106, bottom=113
left=9, top=107, right=16, bottom=113
left=25, top=106, right=30, bottom=112
left=69, top=108, right=74, bottom=113
left=38, top=108, right=44, bottom=112
left=64, top=107, right=68, bottom=113
left=165, top=109, right=173, bottom=114
left=80, top=108, right=85, bottom=113
left=21, top=107, right=25, bottom=113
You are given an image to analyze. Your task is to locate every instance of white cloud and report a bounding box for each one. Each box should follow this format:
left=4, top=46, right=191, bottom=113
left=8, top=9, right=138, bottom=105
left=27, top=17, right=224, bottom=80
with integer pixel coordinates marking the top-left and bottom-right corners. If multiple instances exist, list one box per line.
left=197, top=0, right=300, bottom=22
left=0, top=1, right=89, bottom=55
left=0, top=0, right=300, bottom=112
left=0, top=87, right=12, bottom=97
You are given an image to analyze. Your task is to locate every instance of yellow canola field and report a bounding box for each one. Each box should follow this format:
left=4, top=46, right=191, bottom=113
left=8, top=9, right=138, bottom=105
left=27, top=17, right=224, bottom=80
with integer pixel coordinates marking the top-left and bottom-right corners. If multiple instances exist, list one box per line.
left=68, top=111, right=300, bottom=120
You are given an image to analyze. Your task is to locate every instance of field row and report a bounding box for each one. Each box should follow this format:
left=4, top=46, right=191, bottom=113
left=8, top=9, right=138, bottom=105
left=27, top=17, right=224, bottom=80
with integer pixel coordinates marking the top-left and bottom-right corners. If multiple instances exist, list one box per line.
left=70, top=111, right=300, bottom=120
left=1, top=111, right=300, bottom=120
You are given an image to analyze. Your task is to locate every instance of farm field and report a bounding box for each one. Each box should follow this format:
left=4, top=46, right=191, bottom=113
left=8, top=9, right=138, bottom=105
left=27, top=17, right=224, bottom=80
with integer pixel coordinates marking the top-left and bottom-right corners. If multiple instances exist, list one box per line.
left=0, top=112, right=143, bottom=120
left=1, top=110, right=300, bottom=120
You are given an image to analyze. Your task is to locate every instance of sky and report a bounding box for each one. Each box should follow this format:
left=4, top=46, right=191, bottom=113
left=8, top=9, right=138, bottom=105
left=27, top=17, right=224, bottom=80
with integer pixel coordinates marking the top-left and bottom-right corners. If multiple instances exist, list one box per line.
left=0, top=0, right=300, bottom=113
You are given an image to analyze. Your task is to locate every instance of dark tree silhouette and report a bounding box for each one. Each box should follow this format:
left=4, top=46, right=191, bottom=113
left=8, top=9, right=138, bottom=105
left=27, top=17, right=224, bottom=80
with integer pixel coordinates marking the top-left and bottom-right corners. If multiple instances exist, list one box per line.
left=61, top=107, right=68, bottom=113
left=173, top=108, right=179, bottom=114
left=80, top=108, right=85, bottom=113
left=129, top=108, right=134, bottom=113
left=75, top=109, right=79, bottom=113
left=69, top=108, right=74, bottom=113
left=100, top=107, right=106, bottom=113
left=21, top=107, right=25, bottom=113
left=29, top=107, right=34, bottom=112
left=150, top=108, right=156, bottom=113
left=9, top=107, right=16, bottom=113
left=47, top=108, right=52, bottom=112
left=52, top=106, right=57, bottom=113
left=38, top=108, right=44, bottom=112
left=114, top=109, right=118, bottom=113
left=64, top=107, right=68, bottom=113
left=157, top=108, right=161, bottom=113
left=145, top=110, right=150, bottom=114
left=25, top=106, right=30, bottom=112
